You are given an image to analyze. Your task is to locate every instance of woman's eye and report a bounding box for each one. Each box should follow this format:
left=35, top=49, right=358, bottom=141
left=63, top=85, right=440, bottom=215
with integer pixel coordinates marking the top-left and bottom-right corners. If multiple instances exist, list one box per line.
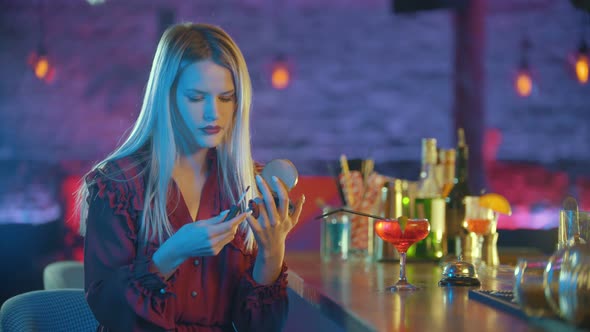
left=187, top=96, right=205, bottom=102
left=219, top=95, right=235, bottom=103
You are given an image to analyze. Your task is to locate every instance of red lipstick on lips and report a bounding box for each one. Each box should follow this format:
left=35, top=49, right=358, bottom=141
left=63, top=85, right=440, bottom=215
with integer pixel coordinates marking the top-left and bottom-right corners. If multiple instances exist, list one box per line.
left=201, top=125, right=222, bottom=135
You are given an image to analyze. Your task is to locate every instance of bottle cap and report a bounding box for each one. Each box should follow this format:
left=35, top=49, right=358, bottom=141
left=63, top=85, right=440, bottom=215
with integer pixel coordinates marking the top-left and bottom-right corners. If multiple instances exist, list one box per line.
left=422, top=138, right=438, bottom=164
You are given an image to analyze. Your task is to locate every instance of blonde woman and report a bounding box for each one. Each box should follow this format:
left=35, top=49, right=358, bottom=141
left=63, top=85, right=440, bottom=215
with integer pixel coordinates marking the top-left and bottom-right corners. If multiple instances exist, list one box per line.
left=78, top=23, right=305, bottom=332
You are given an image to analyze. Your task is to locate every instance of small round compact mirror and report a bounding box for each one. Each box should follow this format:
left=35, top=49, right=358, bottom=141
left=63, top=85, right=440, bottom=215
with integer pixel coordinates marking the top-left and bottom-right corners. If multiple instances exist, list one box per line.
left=261, top=159, right=299, bottom=191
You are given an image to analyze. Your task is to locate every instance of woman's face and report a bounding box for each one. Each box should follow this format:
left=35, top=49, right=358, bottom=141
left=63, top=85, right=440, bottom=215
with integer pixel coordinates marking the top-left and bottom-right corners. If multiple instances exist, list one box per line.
left=175, top=59, right=236, bottom=153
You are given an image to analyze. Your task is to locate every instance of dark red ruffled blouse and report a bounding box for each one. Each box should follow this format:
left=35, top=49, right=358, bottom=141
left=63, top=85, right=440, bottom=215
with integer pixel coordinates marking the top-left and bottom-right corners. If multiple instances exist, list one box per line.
left=83, top=150, right=288, bottom=332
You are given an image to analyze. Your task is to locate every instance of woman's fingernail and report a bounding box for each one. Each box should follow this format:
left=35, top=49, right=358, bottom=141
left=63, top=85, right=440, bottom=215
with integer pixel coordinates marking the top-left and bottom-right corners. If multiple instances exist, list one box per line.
left=256, top=175, right=261, bottom=182
left=272, top=176, right=278, bottom=183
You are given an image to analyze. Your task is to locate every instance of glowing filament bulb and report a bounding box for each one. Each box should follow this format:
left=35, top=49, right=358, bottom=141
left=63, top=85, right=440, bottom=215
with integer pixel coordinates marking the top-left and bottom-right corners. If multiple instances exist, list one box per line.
left=515, top=71, right=532, bottom=97
left=271, top=65, right=290, bottom=90
left=35, top=56, right=49, bottom=79
left=575, top=54, right=589, bottom=84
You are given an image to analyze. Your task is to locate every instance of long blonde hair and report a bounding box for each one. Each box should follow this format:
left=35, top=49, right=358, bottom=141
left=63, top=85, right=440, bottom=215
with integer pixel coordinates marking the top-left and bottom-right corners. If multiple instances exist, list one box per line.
left=77, top=23, right=256, bottom=251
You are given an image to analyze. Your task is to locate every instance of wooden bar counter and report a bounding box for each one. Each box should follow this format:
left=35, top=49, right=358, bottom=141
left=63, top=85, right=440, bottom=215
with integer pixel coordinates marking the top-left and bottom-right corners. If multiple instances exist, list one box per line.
left=285, top=251, right=547, bottom=332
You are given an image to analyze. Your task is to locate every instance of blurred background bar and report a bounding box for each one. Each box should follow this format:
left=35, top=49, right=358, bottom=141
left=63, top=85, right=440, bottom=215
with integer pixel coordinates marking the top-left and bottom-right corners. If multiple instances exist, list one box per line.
left=0, top=0, right=589, bottom=321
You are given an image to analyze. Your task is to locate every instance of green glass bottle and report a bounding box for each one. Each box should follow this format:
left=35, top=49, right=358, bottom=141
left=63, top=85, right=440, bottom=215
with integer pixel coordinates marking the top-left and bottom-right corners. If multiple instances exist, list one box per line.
left=445, top=128, right=471, bottom=258
left=408, top=138, right=446, bottom=260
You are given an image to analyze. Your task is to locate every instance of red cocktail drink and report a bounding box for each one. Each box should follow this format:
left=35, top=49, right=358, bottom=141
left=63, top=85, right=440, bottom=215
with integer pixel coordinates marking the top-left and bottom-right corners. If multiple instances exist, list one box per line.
left=375, top=219, right=430, bottom=253
left=374, top=217, right=430, bottom=291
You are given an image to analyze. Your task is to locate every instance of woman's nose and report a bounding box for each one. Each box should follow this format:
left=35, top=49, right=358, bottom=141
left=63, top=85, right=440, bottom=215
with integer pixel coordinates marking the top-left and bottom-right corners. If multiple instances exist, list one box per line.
left=203, top=99, right=219, bottom=121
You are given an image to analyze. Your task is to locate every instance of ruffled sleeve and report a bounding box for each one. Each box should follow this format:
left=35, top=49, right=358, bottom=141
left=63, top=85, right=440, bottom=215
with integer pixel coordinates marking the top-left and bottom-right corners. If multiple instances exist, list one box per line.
left=83, top=162, right=178, bottom=332
left=231, top=238, right=289, bottom=332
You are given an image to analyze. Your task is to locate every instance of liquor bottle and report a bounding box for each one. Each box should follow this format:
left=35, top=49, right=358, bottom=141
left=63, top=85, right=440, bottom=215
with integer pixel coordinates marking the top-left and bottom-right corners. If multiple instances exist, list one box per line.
left=442, top=149, right=456, bottom=198
left=445, top=128, right=471, bottom=258
left=434, top=148, right=445, bottom=191
left=408, top=138, right=446, bottom=260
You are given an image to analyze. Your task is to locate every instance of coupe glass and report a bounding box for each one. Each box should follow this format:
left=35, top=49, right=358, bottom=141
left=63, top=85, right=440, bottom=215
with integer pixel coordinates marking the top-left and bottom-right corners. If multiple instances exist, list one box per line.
left=374, top=218, right=430, bottom=291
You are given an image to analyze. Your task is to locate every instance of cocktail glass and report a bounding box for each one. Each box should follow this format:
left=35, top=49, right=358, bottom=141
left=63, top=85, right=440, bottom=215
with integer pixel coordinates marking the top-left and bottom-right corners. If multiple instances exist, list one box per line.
left=374, top=217, right=430, bottom=291
left=463, top=196, right=496, bottom=268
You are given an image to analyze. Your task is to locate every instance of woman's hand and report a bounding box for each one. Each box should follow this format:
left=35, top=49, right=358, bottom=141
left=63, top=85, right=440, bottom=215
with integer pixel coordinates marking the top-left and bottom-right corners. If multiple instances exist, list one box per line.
left=246, top=174, right=305, bottom=254
left=176, top=210, right=249, bottom=257
left=153, top=210, right=248, bottom=275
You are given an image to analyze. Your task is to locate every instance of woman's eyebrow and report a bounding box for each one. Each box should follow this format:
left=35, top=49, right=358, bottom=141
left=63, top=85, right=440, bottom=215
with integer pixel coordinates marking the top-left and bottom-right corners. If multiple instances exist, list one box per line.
left=185, top=88, right=208, bottom=94
left=219, top=90, right=235, bottom=96
left=184, top=89, right=234, bottom=95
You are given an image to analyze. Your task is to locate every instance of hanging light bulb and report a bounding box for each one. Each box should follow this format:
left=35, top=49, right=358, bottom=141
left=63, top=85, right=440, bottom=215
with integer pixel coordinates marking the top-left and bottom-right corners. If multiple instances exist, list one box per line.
left=34, top=56, right=49, bottom=78
left=270, top=54, right=291, bottom=90
left=27, top=0, right=55, bottom=83
left=568, top=10, right=590, bottom=84
left=515, top=67, right=533, bottom=97
left=574, top=40, right=589, bottom=84
left=27, top=44, right=55, bottom=83
left=33, top=45, right=50, bottom=79
left=514, top=37, right=534, bottom=98
left=268, top=0, right=293, bottom=90
left=514, top=38, right=533, bottom=98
